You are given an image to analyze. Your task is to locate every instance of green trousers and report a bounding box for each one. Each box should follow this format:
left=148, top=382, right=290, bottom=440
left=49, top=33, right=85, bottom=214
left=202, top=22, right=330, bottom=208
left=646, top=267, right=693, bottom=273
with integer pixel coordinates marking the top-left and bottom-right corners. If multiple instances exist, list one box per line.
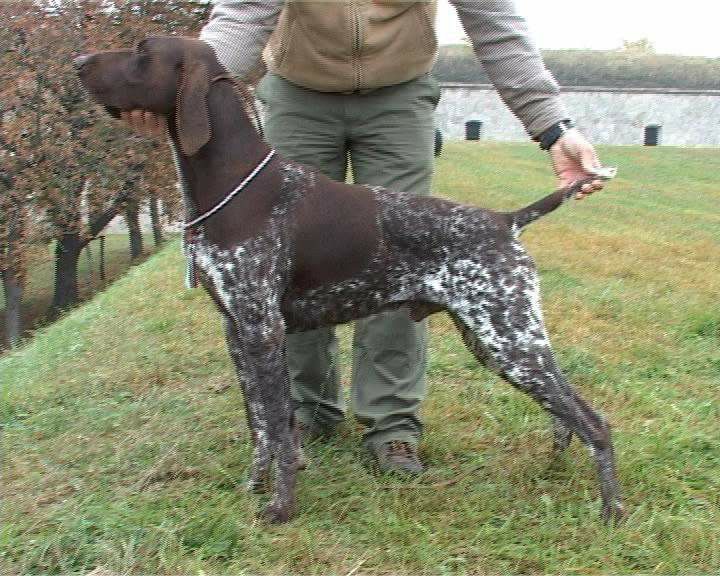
left=256, top=72, right=440, bottom=448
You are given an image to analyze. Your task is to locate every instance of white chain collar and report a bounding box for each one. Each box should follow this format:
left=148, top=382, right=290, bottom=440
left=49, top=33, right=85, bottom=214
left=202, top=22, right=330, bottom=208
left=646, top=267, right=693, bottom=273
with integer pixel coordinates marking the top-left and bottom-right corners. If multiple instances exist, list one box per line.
left=183, top=149, right=276, bottom=229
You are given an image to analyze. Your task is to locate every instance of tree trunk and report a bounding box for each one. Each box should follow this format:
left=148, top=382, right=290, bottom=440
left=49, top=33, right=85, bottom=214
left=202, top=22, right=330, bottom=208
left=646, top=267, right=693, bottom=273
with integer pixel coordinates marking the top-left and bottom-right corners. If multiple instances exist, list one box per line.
left=125, top=199, right=143, bottom=261
left=1, top=192, right=26, bottom=348
left=149, top=194, right=164, bottom=246
left=48, top=233, right=83, bottom=319
left=46, top=189, right=127, bottom=318
left=1, top=267, right=23, bottom=348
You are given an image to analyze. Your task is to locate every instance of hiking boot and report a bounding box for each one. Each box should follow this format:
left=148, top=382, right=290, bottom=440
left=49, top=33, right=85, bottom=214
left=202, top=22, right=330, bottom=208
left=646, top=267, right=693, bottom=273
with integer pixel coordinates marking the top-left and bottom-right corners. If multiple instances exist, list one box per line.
left=370, top=440, right=424, bottom=476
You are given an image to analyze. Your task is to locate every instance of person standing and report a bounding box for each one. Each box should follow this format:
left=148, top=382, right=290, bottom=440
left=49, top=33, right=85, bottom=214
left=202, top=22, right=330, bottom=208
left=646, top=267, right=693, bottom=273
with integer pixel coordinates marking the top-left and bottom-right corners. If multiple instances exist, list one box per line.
left=124, top=0, right=607, bottom=475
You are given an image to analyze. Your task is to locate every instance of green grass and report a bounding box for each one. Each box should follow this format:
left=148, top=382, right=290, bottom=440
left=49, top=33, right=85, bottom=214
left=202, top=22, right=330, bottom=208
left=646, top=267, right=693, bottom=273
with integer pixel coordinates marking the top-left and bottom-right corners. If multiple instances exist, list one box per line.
left=2, top=143, right=719, bottom=574
left=1, top=234, right=159, bottom=351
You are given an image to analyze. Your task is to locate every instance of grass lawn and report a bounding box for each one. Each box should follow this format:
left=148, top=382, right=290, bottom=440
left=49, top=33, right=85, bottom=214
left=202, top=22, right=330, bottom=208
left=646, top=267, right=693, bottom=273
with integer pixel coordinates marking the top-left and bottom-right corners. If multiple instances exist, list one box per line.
left=1, top=143, right=719, bottom=574
left=0, top=234, right=159, bottom=352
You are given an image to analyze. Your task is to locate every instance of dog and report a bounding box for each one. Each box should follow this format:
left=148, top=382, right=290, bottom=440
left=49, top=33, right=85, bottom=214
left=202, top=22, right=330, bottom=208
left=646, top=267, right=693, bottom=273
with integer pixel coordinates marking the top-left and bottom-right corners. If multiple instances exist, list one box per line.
left=75, top=36, right=624, bottom=524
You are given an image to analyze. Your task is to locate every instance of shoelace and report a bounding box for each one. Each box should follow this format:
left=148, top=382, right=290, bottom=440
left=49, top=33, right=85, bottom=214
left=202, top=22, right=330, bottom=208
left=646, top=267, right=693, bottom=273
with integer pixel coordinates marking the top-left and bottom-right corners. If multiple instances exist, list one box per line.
left=386, top=441, right=417, bottom=460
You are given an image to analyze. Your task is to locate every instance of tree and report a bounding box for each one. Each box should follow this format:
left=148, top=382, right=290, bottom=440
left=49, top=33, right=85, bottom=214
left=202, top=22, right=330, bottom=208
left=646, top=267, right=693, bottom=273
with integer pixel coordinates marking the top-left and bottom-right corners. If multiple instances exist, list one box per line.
left=0, top=170, right=27, bottom=349
left=1, top=0, right=209, bottom=343
left=143, top=141, right=180, bottom=248
left=1, top=2, right=47, bottom=347
left=16, top=1, right=136, bottom=317
left=432, top=44, right=720, bottom=90
left=123, top=156, right=145, bottom=261
left=621, top=38, right=656, bottom=55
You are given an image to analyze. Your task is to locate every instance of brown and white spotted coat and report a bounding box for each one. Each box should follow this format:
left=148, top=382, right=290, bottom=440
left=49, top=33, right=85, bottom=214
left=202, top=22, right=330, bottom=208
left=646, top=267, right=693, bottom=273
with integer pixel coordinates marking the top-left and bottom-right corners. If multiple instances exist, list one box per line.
left=75, top=36, right=624, bottom=524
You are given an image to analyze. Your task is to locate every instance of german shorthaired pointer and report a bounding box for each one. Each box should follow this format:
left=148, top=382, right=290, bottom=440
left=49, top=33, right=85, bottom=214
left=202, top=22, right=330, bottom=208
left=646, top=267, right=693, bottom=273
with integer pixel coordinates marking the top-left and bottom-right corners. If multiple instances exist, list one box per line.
left=75, top=36, right=624, bottom=524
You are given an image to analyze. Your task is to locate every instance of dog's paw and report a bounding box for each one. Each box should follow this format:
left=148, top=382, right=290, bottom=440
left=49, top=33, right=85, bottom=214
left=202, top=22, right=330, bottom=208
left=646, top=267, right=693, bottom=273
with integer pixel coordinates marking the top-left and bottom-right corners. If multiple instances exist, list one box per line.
left=295, top=446, right=308, bottom=470
left=245, top=472, right=270, bottom=494
left=261, top=501, right=294, bottom=524
left=600, top=499, right=627, bottom=526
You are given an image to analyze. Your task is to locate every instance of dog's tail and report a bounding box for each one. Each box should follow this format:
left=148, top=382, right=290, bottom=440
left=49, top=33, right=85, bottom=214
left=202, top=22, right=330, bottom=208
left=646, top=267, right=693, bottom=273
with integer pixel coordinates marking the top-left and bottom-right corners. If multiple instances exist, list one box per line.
left=503, top=168, right=617, bottom=234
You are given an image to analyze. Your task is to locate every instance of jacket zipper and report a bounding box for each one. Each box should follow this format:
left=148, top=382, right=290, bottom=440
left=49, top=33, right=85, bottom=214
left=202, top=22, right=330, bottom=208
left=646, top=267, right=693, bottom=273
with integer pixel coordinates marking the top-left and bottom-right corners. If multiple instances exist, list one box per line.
left=351, top=0, right=361, bottom=90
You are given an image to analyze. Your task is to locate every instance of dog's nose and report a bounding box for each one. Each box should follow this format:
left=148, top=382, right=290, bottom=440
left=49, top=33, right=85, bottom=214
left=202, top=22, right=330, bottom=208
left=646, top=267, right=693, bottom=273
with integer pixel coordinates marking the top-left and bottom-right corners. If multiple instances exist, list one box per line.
left=73, top=54, right=92, bottom=71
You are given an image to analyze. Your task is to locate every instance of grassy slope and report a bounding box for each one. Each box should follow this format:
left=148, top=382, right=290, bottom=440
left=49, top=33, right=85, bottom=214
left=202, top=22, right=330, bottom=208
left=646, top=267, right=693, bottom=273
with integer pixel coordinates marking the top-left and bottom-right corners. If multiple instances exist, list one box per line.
left=1, top=234, right=158, bottom=350
left=2, top=143, right=719, bottom=575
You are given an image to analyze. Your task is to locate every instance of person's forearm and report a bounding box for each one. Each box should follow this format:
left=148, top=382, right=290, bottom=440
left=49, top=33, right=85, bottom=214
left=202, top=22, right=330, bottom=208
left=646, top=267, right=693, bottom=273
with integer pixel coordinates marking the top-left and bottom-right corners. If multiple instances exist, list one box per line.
left=449, top=0, right=568, bottom=137
left=199, top=0, right=283, bottom=81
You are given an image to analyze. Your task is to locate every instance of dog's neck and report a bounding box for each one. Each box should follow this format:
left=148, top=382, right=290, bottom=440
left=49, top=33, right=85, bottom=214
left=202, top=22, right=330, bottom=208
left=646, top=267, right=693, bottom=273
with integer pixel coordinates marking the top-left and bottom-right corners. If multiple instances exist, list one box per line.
left=169, top=81, right=272, bottom=221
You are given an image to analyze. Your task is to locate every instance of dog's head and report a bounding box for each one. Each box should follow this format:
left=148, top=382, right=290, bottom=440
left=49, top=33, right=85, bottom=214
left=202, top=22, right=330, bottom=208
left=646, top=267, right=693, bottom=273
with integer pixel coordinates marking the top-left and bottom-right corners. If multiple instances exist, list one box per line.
left=74, top=36, right=224, bottom=155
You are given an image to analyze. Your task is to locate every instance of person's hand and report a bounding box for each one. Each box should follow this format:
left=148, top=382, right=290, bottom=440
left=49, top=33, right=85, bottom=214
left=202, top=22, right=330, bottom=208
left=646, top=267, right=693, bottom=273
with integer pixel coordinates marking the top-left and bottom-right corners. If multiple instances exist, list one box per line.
left=549, top=127, right=607, bottom=199
left=120, top=109, right=167, bottom=138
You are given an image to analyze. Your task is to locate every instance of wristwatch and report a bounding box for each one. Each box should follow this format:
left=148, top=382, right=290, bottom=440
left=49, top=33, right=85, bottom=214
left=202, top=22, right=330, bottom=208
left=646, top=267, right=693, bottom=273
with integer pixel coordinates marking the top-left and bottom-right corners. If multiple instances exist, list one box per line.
left=536, top=119, right=575, bottom=151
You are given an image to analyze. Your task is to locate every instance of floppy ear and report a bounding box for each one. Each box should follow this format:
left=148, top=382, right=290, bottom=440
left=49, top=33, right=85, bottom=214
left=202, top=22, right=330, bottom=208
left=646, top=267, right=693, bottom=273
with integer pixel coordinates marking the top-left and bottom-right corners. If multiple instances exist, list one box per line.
left=176, top=58, right=211, bottom=156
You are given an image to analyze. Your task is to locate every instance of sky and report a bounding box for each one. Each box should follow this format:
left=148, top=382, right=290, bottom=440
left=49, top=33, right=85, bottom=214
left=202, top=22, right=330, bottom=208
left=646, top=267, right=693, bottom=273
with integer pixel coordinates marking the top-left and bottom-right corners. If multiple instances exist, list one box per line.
left=436, top=0, right=720, bottom=58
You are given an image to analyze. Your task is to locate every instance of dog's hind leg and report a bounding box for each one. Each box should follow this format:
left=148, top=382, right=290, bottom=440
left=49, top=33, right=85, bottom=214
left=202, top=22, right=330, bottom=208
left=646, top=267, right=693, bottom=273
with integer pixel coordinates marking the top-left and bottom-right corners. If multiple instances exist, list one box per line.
left=448, top=293, right=624, bottom=523
left=448, top=312, right=569, bottom=454
left=551, top=418, right=573, bottom=455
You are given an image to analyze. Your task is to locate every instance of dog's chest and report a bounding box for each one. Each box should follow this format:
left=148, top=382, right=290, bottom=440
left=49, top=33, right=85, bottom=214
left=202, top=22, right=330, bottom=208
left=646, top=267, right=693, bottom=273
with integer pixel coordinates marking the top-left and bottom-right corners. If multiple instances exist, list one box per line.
left=190, top=222, right=289, bottom=322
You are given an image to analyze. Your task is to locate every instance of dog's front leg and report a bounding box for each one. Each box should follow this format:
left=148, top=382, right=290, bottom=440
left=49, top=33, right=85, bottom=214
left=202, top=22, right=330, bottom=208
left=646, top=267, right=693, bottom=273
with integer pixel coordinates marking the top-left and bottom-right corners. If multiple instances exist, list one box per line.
left=223, top=306, right=299, bottom=524
left=223, top=316, right=271, bottom=493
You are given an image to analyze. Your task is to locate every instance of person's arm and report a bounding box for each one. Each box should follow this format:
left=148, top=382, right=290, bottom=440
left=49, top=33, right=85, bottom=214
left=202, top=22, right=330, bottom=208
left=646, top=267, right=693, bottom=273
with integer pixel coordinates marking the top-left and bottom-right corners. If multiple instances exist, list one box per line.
left=449, top=0, right=608, bottom=195
left=449, top=0, right=564, bottom=137
left=199, top=0, right=283, bottom=83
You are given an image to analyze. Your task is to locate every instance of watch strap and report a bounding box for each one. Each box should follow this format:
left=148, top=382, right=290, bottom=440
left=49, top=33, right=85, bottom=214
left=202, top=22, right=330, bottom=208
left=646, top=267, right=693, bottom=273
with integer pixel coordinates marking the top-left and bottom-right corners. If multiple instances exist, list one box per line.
left=537, top=119, right=575, bottom=151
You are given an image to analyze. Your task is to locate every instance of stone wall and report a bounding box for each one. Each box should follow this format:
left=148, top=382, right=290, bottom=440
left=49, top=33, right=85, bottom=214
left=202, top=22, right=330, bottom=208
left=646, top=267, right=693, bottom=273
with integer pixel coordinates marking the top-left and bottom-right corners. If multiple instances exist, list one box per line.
left=436, top=84, right=720, bottom=146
